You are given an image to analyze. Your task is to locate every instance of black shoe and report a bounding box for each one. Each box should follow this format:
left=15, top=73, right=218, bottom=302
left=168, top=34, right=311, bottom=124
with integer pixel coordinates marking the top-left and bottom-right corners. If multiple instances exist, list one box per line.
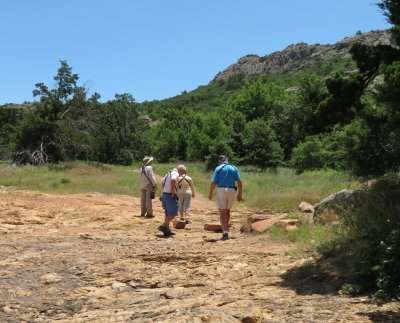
left=221, top=233, right=229, bottom=240
left=165, top=229, right=176, bottom=236
left=140, top=214, right=146, bottom=217
left=158, top=225, right=175, bottom=236
left=146, top=214, right=155, bottom=218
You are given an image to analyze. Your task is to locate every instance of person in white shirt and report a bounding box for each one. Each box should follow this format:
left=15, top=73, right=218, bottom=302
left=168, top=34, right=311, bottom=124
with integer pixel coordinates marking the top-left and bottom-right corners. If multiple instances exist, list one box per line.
left=176, top=164, right=196, bottom=224
left=158, top=167, right=179, bottom=236
left=140, top=156, right=157, bottom=218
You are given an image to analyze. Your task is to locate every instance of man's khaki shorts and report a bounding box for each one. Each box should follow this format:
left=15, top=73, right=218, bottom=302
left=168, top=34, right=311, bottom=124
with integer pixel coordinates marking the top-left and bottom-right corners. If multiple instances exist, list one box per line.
left=215, top=187, right=236, bottom=209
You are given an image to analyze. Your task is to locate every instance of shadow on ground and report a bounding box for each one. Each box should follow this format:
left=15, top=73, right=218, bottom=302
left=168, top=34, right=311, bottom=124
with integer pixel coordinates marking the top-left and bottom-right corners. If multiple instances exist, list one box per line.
left=278, top=258, right=345, bottom=295
left=358, top=310, right=400, bottom=322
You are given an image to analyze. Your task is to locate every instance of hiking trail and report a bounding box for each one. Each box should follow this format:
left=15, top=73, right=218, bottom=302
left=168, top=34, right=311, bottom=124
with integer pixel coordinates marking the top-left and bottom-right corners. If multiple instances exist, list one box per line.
left=0, top=186, right=399, bottom=322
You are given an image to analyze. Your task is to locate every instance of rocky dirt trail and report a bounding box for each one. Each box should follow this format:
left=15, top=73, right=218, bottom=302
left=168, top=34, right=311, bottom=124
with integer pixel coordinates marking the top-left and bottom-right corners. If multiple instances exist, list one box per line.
left=1, top=186, right=399, bottom=322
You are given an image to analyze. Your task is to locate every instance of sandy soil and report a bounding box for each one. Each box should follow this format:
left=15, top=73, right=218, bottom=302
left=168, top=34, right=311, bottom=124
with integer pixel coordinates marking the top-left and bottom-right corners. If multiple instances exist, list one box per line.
left=0, top=186, right=399, bottom=322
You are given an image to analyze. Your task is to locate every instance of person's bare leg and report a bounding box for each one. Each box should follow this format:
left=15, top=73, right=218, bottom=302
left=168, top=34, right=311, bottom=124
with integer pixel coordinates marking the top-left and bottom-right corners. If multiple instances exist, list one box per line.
left=219, top=209, right=231, bottom=240
left=219, top=209, right=230, bottom=231
left=163, top=215, right=176, bottom=229
left=226, top=209, right=231, bottom=230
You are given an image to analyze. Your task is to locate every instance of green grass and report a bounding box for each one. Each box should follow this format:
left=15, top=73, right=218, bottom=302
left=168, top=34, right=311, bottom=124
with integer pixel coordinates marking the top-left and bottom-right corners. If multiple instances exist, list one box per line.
left=238, top=167, right=359, bottom=211
left=268, top=223, right=337, bottom=251
left=0, top=161, right=359, bottom=211
left=0, top=161, right=140, bottom=196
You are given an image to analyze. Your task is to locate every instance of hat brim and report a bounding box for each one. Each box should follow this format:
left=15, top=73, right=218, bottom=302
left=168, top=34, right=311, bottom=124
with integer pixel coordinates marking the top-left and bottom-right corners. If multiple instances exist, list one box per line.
left=144, top=157, right=154, bottom=164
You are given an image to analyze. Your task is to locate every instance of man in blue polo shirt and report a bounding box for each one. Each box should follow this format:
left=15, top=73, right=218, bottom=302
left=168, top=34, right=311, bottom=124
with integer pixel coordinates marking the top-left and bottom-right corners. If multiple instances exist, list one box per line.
left=208, top=155, right=243, bottom=240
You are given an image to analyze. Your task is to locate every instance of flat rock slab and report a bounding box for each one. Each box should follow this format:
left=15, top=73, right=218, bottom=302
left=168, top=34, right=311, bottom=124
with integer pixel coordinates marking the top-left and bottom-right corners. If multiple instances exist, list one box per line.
left=249, top=214, right=274, bottom=223
left=250, top=213, right=288, bottom=233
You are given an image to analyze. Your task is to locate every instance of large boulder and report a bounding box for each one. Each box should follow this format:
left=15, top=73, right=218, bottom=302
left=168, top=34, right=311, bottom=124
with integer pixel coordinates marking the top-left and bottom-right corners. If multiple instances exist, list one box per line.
left=313, top=188, right=365, bottom=219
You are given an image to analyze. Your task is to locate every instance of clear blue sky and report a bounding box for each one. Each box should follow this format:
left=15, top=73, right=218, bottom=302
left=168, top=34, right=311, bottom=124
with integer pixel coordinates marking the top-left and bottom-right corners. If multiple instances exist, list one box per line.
left=0, top=0, right=390, bottom=104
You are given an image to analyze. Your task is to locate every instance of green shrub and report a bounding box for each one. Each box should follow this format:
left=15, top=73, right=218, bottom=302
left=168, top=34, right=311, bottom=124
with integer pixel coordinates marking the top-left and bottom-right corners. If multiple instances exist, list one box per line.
left=290, top=135, right=331, bottom=174
left=336, top=174, right=400, bottom=299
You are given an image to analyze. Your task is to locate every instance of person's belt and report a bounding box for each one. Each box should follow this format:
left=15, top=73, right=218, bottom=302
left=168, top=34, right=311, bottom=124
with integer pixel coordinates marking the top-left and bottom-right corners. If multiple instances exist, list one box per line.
left=218, top=186, right=237, bottom=189
left=163, top=192, right=172, bottom=195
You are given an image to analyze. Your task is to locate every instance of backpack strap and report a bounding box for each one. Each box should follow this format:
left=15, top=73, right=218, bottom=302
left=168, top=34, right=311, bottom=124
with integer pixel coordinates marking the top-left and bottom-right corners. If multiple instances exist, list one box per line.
left=142, top=166, right=155, bottom=188
left=162, top=170, right=178, bottom=193
left=178, top=175, right=191, bottom=189
left=215, top=163, right=228, bottom=183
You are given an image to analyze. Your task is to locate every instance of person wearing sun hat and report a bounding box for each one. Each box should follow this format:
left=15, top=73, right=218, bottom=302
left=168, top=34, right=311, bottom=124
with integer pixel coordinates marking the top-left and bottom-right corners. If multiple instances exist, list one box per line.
left=140, top=156, right=157, bottom=218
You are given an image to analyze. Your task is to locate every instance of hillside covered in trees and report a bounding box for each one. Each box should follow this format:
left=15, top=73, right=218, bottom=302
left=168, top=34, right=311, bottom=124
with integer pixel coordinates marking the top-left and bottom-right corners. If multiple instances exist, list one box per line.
left=0, top=2, right=399, bottom=179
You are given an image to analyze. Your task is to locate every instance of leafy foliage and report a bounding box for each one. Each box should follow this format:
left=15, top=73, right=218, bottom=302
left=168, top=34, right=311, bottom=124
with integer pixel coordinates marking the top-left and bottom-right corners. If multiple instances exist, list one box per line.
left=335, top=175, right=400, bottom=299
left=290, top=135, right=331, bottom=174
left=243, top=119, right=283, bottom=170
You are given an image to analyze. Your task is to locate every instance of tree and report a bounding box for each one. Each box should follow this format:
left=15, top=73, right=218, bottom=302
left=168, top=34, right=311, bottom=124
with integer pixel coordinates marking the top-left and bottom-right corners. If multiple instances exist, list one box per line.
left=227, top=80, right=286, bottom=122
left=0, top=105, right=24, bottom=159
left=33, top=60, right=84, bottom=121
left=12, top=61, right=92, bottom=164
left=89, top=94, right=149, bottom=164
left=227, top=111, right=246, bottom=161
left=290, top=135, right=332, bottom=174
left=243, top=119, right=284, bottom=170
left=309, top=0, right=400, bottom=176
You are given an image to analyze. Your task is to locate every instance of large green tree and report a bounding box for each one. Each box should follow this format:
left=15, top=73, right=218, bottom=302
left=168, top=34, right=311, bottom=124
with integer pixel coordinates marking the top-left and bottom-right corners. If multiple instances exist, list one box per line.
left=243, top=118, right=284, bottom=170
left=306, top=1, right=400, bottom=176
left=88, top=94, right=150, bottom=165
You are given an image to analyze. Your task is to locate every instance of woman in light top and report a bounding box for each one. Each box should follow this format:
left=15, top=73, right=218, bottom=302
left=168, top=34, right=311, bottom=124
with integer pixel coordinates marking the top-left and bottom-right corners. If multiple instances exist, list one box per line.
left=176, top=164, right=196, bottom=224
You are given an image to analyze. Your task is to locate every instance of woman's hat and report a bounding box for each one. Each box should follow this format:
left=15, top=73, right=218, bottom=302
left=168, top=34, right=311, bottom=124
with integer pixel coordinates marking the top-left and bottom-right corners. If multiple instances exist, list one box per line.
left=143, top=156, right=154, bottom=165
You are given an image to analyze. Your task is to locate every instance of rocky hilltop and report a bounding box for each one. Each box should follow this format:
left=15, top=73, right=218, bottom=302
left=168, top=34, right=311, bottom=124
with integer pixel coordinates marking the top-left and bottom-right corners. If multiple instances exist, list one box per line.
left=214, top=30, right=393, bottom=81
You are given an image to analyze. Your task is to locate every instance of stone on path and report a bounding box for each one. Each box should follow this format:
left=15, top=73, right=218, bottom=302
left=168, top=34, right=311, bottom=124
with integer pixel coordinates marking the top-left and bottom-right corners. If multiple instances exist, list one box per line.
left=203, top=222, right=223, bottom=231
left=40, top=273, right=62, bottom=284
left=250, top=213, right=288, bottom=233
left=249, top=214, right=273, bottom=223
left=173, top=218, right=186, bottom=229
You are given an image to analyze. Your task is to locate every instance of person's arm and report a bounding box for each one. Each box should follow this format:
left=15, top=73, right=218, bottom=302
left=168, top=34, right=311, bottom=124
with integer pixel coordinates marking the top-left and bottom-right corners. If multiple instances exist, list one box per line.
left=236, top=179, right=243, bottom=201
left=208, top=182, right=216, bottom=200
left=189, top=178, right=195, bottom=197
left=170, top=179, right=177, bottom=196
left=148, top=167, right=157, bottom=188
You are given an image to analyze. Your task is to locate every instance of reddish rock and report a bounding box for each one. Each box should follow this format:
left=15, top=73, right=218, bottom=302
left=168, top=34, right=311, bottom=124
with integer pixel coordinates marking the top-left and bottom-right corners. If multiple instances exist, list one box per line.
left=249, top=214, right=272, bottom=223
left=173, top=218, right=186, bottom=229
left=250, top=213, right=288, bottom=233
left=203, top=222, right=228, bottom=231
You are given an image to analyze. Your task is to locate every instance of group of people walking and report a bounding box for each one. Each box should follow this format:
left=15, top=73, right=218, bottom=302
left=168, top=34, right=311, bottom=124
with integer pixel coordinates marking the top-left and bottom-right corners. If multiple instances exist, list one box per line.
left=140, top=155, right=243, bottom=240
